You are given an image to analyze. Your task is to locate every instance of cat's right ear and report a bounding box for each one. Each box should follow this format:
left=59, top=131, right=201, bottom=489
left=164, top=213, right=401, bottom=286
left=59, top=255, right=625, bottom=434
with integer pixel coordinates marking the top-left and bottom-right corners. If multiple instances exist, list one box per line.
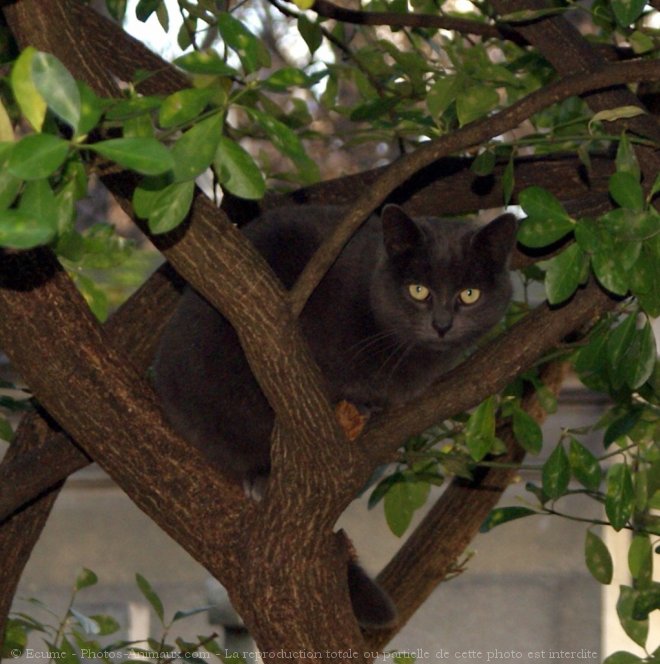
left=381, top=204, right=422, bottom=257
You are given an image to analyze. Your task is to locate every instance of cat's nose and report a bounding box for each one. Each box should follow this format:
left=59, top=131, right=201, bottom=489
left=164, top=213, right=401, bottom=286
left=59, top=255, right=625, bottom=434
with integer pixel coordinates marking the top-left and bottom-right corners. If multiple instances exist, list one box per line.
left=432, top=314, right=453, bottom=336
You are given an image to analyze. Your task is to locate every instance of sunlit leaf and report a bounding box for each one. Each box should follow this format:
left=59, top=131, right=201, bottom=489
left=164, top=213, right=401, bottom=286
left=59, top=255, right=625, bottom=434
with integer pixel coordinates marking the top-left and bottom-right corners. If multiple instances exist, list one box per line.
left=89, top=138, right=174, bottom=176
left=31, top=52, right=81, bottom=132
left=9, top=133, right=69, bottom=180
left=11, top=47, right=47, bottom=131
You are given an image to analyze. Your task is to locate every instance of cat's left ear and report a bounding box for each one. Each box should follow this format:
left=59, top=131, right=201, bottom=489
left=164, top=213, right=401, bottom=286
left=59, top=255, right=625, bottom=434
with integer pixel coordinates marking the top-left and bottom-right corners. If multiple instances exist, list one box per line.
left=381, top=204, right=423, bottom=257
left=471, top=213, right=518, bottom=266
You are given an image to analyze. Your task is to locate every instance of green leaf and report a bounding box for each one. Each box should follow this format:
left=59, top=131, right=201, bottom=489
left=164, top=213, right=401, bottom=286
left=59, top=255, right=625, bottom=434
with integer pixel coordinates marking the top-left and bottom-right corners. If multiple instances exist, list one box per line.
left=171, top=114, right=223, bottom=182
left=606, top=463, right=634, bottom=531
left=628, top=534, right=653, bottom=588
left=0, top=417, right=13, bottom=442
left=471, top=149, right=496, bottom=177
left=158, top=88, right=214, bottom=129
left=0, top=168, right=22, bottom=210
left=383, top=477, right=430, bottom=537
left=31, top=52, right=81, bottom=132
left=172, top=606, right=214, bottom=623
left=75, top=567, right=98, bottom=591
left=624, top=318, right=656, bottom=390
left=616, top=133, right=640, bottom=182
left=146, top=180, right=195, bottom=234
left=19, top=178, right=58, bottom=229
left=0, top=209, right=56, bottom=248
left=607, top=314, right=639, bottom=390
left=105, top=0, right=128, bottom=20
left=517, top=186, right=574, bottom=248
left=9, top=133, right=69, bottom=180
left=465, top=397, right=496, bottom=462
left=249, top=108, right=319, bottom=184
left=480, top=506, right=537, bottom=533
left=217, top=13, right=271, bottom=74
left=88, top=614, right=120, bottom=636
left=11, top=47, right=47, bottom=131
left=617, top=585, right=649, bottom=648
left=602, top=652, right=643, bottom=664
left=632, top=583, right=660, bottom=620
left=262, top=68, right=313, bottom=92
left=0, top=100, right=14, bottom=142
left=89, top=138, right=175, bottom=176
left=604, top=408, right=643, bottom=447
left=136, top=573, right=165, bottom=623
left=592, top=245, right=629, bottom=296
left=542, top=442, right=570, bottom=499
left=136, top=0, right=161, bottom=21
left=585, top=530, right=613, bottom=584
left=456, top=84, right=499, bottom=126
left=511, top=406, right=542, bottom=454
left=568, top=438, right=601, bottom=491
left=77, top=82, right=105, bottom=137
left=426, top=75, right=458, bottom=120
left=611, top=0, right=647, bottom=26
left=298, top=16, right=323, bottom=55
left=541, top=243, right=585, bottom=305
left=213, top=136, right=265, bottom=200
left=630, top=239, right=660, bottom=317
left=591, top=105, right=646, bottom=126
left=609, top=171, right=644, bottom=211
left=173, top=51, right=238, bottom=76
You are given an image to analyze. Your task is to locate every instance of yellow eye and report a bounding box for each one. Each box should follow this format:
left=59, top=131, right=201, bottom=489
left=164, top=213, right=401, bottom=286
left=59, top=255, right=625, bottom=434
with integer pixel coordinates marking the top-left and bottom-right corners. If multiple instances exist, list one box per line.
left=459, top=288, right=481, bottom=305
left=408, top=284, right=431, bottom=302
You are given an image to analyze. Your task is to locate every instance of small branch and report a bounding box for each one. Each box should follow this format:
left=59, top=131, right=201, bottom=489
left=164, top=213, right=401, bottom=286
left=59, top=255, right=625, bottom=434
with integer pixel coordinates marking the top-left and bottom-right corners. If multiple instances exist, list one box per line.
left=288, top=58, right=660, bottom=317
left=310, top=0, right=527, bottom=45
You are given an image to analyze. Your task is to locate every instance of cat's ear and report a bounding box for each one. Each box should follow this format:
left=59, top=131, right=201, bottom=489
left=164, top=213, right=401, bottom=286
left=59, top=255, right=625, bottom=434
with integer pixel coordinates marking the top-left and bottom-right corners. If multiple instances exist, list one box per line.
left=472, top=213, right=518, bottom=266
left=381, top=204, right=423, bottom=257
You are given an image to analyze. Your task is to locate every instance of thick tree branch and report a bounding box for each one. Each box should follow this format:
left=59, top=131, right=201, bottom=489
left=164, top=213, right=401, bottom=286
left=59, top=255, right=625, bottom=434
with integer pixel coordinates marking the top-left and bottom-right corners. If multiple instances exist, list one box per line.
left=0, top=250, right=246, bottom=575
left=0, top=265, right=185, bottom=524
left=3, top=0, right=351, bottom=512
left=289, top=58, right=660, bottom=317
left=225, top=152, right=615, bottom=226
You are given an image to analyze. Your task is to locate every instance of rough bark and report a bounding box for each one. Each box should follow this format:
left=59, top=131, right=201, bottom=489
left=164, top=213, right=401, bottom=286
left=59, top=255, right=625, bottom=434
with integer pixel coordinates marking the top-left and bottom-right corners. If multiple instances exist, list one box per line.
left=0, top=0, right=655, bottom=660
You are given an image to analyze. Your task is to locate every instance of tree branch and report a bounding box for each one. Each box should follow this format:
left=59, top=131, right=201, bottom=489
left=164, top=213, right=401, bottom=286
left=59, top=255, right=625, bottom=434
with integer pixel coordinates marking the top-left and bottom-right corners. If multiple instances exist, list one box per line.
left=358, top=280, right=616, bottom=470
left=288, top=58, right=660, bottom=317
left=308, top=0, right=526, bottom=44
left=0, top=249, right=247, bottom=576
left=0, top=264, right=185, bottom=524
left=365, top=361, right=568, bottom=649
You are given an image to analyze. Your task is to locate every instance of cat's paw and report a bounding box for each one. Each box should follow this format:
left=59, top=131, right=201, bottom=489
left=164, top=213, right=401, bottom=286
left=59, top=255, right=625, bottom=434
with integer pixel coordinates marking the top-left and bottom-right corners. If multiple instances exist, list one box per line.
left=242, top=475, right=268, bottom=502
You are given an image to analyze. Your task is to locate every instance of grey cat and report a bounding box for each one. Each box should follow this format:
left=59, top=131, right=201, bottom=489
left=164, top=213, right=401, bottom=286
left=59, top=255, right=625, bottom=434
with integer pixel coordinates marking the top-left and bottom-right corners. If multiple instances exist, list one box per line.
left=153, top=204, right=517, bottom=629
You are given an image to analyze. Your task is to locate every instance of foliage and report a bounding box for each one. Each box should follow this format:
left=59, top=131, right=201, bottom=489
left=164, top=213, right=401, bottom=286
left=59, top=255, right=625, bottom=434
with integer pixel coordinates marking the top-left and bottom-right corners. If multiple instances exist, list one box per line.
left=4, top=570, right=225, bottom=663
left=0, top=0, right=658, bottom=659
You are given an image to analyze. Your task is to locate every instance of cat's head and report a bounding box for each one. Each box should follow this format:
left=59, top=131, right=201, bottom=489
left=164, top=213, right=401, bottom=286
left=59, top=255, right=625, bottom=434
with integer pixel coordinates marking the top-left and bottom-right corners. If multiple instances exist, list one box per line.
left=371, top=204, right=517, bottom=351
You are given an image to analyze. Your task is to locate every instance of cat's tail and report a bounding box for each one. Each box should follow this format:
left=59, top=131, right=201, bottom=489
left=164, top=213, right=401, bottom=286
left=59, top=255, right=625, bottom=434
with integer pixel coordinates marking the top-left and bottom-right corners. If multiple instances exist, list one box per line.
left=347, top=558, right=397, bottom=630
